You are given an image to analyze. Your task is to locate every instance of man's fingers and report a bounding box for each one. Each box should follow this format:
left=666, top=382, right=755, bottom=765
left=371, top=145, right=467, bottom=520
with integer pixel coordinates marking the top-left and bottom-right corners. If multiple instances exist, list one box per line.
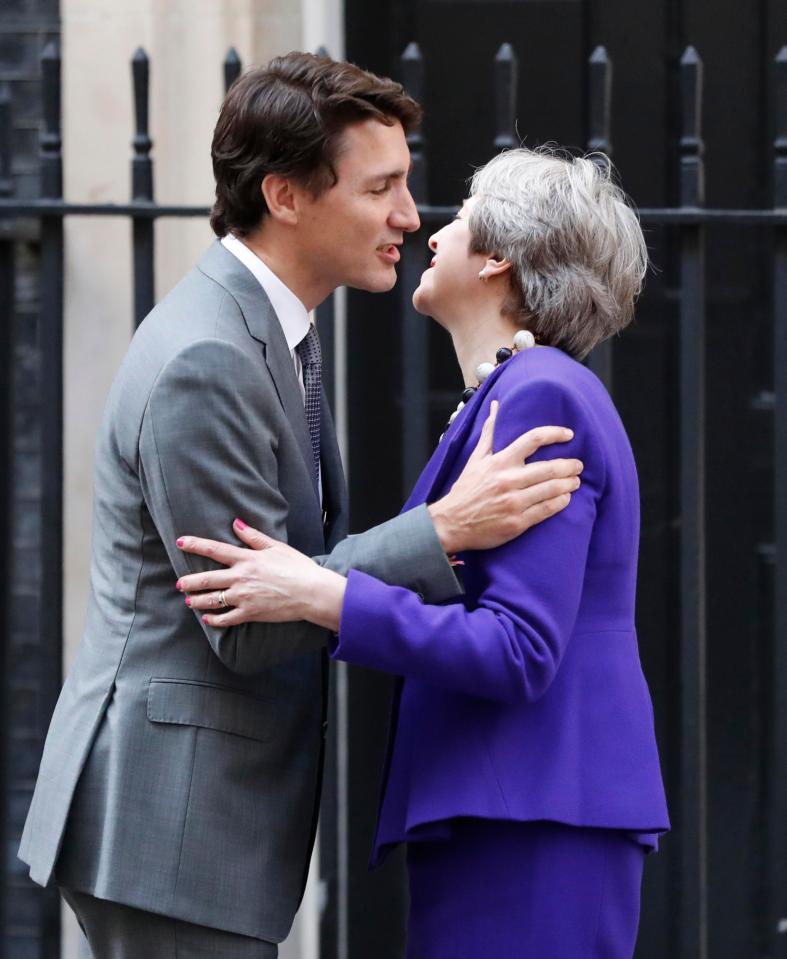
left=499, top=425, right=575, bottom=464
left=519, top=491, right=574, bottom=529
left=233, top=518, right=278, bottom=551
left=177, top=569, right=235, bottom=593
left=517, top=458, right=584, bottom=488
left=176, top=535, right=244, bottom=566
left=516, top=475, right=581, bottom=510
left=465, top=400, right=499, bottom=465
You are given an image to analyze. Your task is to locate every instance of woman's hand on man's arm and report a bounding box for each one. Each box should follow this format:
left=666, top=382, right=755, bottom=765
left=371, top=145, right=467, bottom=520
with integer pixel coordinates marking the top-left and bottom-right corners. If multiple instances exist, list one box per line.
left=176, top=524, right=347, bottom=631
left=174, top=400, right=582, bottom=630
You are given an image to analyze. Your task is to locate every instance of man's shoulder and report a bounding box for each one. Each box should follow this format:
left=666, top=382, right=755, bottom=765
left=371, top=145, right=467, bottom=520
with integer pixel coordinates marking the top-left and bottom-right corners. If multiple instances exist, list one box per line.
left=142, top=252, right=243, bottom=334
left=102, top=249, right=267, bottom=426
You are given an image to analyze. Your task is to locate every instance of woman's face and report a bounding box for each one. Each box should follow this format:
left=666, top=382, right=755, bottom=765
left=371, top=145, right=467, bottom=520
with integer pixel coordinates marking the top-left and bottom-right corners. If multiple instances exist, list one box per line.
left=412, top=195, right=489, bottom=324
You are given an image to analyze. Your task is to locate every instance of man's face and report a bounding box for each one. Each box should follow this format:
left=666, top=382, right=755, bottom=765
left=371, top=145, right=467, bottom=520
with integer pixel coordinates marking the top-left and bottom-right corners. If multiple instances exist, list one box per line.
left=295, top=119, right=420, bottom=294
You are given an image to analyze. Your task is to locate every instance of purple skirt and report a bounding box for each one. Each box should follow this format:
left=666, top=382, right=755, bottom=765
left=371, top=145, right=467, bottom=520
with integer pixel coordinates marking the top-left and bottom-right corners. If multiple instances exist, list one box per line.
left=405, top=819, right=645, bottom=959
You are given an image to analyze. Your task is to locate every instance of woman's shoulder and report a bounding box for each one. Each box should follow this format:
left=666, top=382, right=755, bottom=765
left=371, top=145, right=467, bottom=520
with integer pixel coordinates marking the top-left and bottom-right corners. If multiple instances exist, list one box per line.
left=494, top=346, right=604, bottom=407
left=490, top=345, right=626, bottom=459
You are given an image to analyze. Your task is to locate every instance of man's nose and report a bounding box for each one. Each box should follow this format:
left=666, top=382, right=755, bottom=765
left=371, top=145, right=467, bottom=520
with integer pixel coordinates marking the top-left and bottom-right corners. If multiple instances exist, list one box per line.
left=391, top=185, right=420, bottom=233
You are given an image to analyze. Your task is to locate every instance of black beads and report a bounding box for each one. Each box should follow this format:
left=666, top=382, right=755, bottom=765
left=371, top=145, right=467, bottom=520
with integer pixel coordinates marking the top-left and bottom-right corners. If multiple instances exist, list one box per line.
left=496, top=347, right=513, bottom=364
left=461, top=386, right=477, bottom=403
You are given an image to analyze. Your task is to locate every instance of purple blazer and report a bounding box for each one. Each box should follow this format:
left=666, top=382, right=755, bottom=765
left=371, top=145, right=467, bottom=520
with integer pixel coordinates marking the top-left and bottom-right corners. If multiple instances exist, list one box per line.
left=330, top=346, right=670, bottom=865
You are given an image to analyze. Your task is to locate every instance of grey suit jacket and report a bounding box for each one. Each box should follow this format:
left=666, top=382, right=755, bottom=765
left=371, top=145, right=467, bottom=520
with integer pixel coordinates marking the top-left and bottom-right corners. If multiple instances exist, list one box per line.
left=18, top=242, right=460, bottom=942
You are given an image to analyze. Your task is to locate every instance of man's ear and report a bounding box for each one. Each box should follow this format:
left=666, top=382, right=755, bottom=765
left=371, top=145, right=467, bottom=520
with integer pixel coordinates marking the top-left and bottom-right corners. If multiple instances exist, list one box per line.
left=480, top=256, right=512, bottom=280
left=261, top=174, right=299, bottom=226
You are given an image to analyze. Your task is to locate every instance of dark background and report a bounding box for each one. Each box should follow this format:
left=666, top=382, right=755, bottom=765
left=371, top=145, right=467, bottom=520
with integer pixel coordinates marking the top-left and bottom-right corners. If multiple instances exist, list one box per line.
left=1, top=0, right=785, bottom=955
left=338, top=1, right=786, bottom=957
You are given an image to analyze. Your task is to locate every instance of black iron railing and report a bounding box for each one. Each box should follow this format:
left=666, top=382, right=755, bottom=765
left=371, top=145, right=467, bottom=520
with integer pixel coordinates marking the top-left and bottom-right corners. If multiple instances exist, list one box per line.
left=0, top=38, right=785, bottom=959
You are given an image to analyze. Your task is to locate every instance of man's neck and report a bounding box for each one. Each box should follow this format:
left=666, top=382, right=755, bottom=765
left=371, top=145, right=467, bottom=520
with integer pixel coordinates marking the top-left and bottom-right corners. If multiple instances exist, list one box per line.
left=239, top=230, right=328, bottom=312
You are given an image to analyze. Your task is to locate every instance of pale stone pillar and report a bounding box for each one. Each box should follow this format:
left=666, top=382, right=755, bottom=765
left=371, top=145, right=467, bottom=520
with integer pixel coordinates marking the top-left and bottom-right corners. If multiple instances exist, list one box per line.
left=61, top=0, right=343, bottom=956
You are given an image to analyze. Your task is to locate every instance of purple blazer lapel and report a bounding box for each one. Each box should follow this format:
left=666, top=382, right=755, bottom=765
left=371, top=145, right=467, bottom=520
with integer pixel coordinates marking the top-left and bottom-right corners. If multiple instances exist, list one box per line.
left=401, top=362, right=509, bottom=513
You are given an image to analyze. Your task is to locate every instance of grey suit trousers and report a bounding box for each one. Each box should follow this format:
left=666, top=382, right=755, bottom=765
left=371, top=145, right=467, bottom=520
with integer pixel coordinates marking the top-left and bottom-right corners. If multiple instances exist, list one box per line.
left=62, top=888, right=278, bottom=958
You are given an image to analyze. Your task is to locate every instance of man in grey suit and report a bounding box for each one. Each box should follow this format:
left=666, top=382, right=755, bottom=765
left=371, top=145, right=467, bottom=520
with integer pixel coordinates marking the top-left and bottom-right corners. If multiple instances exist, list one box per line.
left=19, top=53, right=582, bottom=956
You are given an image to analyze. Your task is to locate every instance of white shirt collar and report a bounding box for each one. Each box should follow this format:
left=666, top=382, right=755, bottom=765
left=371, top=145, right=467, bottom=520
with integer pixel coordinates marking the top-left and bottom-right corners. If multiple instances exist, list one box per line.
left=221, top=234, right=310, bottom=351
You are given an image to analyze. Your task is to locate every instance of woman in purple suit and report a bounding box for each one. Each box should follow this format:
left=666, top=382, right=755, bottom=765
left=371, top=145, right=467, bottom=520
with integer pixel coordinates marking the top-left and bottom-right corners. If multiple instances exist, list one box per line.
left=179, top=147, right=670, bottom=957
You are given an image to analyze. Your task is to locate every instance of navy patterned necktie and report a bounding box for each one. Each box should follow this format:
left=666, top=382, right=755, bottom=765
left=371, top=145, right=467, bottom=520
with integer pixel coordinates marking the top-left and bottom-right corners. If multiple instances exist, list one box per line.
left=296, top=324, right=322, bottom=481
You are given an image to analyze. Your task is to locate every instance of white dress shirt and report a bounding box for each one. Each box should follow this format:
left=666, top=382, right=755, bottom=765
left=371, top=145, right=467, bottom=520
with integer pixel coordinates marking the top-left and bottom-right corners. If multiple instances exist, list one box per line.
left=221, top=234, right=312, bottom=401
left=220, top=235, right=323, bottom=499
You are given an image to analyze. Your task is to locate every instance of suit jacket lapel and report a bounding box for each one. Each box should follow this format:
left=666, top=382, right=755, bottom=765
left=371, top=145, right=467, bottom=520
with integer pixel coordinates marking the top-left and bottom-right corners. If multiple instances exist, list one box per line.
left=320, top=389, right=348, bottom=548
left=401, top=362, right=508, bottom=513
left=260, top=323, right=319, bottom=498
left=197, top=242, right=318, bottom=500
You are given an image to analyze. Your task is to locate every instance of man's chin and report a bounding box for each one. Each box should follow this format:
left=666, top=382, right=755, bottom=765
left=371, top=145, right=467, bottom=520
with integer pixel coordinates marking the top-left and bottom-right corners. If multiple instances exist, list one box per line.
left=352, top=269, right=398, bottom=294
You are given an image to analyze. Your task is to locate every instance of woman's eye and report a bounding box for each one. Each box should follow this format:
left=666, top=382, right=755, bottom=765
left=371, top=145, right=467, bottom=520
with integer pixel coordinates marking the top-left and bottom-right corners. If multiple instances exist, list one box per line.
left=371, top=185, right=389, bottom=195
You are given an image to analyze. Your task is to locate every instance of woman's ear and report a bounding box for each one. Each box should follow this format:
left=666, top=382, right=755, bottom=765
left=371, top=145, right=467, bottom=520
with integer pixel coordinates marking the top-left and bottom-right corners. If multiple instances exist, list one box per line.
left=261, top=174, right=299, bottom=226
left=478, top=256, right=512, bottom=281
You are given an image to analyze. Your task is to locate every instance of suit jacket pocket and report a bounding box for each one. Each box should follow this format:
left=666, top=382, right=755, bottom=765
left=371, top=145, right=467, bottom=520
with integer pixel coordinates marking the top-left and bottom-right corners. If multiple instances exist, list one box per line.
left=147, top=678, right=274, bottom=743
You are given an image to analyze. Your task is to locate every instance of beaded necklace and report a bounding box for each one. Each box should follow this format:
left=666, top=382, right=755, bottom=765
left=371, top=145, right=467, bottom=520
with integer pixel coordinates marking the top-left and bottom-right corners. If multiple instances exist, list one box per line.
left=440, top=328, right=537, bottom=440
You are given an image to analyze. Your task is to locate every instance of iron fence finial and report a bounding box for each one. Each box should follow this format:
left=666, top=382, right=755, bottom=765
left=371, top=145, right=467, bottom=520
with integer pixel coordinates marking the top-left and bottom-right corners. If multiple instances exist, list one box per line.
left=0, top=84, right=11, bottom=199
left=400, top=43, right=427, bottom=203
left=40, top=40, right=62, bottom=200
left=680, top=46, right=704, bottom=208
left=493, top=43, right=518, bottom=152
left=587, top=45, right=613, bottom=158
left=224, top=47, right=242, bottom=94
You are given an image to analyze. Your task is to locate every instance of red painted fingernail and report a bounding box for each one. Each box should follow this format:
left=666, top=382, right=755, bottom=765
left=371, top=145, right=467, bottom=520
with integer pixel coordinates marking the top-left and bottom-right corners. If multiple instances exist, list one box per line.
left=176, top=537, right=185, bottom=548
left=202, top=616, right=209, bottom=624
left=234, top=517, right=247, bottom=530
left=176, top=580, right=182, bottom=591
left=185, top=596, right=192, bottom=606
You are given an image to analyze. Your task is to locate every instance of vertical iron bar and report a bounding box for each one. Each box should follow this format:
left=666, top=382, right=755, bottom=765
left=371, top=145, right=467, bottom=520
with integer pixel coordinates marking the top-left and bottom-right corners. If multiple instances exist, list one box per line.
left=586, top=46, right=614, bottom=392
left=587, top=46, right=613, bottom=156
left=38, top=40, right=64, bottom=956
left=317, top=294, right=336, bottom=410
left=0, top=81, right=12, bottom=952
left=401, top=42, right=429, bottom=495
left=768, top=44, right=787, bottom=959
left=677, top=45, right=708, bottom=959
left=310, top=52, right=334, bottom=401
left=319, top=672, right=339, bottom=959
left=312, top=46, right=341, bottom=959
left=402, top=43, right=427, bottom=205
left=312, top=38, right=343, bottom=959
left=313, top=47, right=343, bottom=959
left=131, top=48, right=154, bottom=328
left=224, top=47, right=242, bottom=94
left=493, top=43, right=518, bottom=152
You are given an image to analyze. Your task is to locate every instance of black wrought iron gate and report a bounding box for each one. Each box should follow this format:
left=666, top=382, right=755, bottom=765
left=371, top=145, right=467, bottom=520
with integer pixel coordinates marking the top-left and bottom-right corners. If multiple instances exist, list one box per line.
left=0, top=26, right=786, bottom=959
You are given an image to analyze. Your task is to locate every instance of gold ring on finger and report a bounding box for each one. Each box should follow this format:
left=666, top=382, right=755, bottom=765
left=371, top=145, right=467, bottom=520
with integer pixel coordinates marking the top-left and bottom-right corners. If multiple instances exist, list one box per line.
left=218, top=590, right=228, bottom=608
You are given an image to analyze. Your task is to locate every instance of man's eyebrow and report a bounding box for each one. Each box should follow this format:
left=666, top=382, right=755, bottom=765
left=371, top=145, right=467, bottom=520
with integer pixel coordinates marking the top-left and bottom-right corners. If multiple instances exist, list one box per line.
left=362, top=166, right=411, bottom=186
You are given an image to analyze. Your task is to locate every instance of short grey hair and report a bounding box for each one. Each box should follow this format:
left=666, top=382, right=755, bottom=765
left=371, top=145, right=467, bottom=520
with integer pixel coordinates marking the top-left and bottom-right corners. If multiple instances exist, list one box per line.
left=468, top=146, right=648, bottom=360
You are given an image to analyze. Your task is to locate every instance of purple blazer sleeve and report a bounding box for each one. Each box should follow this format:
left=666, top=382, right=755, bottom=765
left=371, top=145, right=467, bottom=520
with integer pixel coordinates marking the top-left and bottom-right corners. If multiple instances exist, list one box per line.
left=332, top=377, right=606, bottom=704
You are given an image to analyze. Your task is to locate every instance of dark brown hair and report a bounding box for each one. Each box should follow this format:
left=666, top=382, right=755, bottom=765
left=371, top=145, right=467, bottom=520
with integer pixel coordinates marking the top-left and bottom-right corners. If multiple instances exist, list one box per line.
left=210, top=52, right=422, bottom=237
